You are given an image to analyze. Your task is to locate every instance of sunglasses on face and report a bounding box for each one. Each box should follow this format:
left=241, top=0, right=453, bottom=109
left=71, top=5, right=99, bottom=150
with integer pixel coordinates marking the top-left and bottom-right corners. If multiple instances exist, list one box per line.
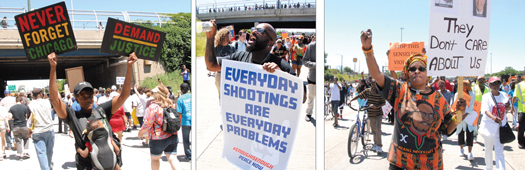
left=408, top=67, right=426, bottom=72
left=250, top=27, right=273, bottom=41
left=490, top=81, right=502, bottom=86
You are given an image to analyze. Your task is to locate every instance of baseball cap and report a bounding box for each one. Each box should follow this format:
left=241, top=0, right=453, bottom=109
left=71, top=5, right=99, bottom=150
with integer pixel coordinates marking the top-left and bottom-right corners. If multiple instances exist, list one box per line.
left=477, top=76, right=485, bottom=80
left=488, top=76, right=501, bottom=83
left=74, top=82, right=94, bottom=95
left=3, top=89, right=10, bottom=94
left=111, top=85, right=117, bottom=91
left=32, top=88, right=43, bottom=96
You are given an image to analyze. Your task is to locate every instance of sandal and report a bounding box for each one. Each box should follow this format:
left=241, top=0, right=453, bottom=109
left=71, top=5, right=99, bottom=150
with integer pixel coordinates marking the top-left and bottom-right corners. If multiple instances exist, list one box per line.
left=333, top=123, right=338, bottom=127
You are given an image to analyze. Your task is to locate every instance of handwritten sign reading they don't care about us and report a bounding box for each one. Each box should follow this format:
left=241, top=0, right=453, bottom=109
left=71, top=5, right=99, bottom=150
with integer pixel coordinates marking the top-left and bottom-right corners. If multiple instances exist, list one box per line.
left=427, top=0, right=491, bottom=76
left=220, top=60, right=303, bottom=170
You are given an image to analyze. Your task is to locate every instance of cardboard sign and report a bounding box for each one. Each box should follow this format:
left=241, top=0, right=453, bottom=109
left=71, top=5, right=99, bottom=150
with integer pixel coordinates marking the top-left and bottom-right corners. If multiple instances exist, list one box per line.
left=382, top=100, right=392, bottom=119
left=388, top=42, right=425, bottom=71
left=15, top=2, right=77, bottom=61
left=281, top=32, right=288, bottom=38
left=65, top=66, right=85, bottom=93
left=116, top=77, right=125, bottom=85
left=220, top=60, right=303, bottom=170
left=225, top=25, right=235, bottom=42
left=452, top=91, right=481, bottom=126
left=427, top=0, right=491, bottom=76
left=100, top=18, right=166, bottom=61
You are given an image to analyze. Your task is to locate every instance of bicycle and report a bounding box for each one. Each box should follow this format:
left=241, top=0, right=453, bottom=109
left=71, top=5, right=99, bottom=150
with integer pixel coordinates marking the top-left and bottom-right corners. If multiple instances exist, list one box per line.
left=347, top=105, right=371, bottom=159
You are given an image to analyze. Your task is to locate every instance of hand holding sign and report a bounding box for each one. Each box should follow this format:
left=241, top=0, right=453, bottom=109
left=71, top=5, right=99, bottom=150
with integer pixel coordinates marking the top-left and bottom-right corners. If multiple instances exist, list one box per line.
left=127, top=52, right=138, bottom=66
left=262, top=62, right=281, bottom=73
left=360, top=29, right=372, bottom=50
left=48, top=52, right=57, bottom=67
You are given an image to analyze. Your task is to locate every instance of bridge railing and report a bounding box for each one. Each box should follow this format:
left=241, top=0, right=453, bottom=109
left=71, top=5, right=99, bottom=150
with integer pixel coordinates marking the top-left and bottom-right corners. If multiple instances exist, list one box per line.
left=0, top=7, right=171, bottom=30
left=197, top=0, right=315, bottom=14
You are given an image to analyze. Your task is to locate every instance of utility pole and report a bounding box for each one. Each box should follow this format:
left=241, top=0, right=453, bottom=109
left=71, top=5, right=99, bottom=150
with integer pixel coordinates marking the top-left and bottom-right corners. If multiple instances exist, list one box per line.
left=27, top=0, right=31, bottom=11
left=400, top=27, right=404, bottom=42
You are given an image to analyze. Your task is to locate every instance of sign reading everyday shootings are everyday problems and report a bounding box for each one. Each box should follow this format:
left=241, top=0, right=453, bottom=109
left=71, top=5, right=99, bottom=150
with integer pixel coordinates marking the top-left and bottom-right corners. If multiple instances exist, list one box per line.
left=427, top=0, right=491, bottom=76
left=388, top=42, right=425, bottom=71
left=220, top=60, right=303, bottom=170
left=15, top=1, right=77, bottom=61
left=100, top=18, right=166, bottom=61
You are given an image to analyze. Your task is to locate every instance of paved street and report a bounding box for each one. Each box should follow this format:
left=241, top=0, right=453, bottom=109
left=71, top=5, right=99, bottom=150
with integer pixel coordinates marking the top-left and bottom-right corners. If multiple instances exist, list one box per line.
left=325, top=96, right=525, bottom=170
left=0, top=116, right=191, bottom=170
left=195, top=56, right=316, bottom=170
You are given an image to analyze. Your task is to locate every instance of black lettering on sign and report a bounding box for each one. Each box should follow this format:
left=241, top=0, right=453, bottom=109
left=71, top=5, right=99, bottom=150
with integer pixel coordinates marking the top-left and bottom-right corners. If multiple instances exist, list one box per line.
left=430, top=35, right=457, bottom=51
left=470, top=57, right=482, bottom=69
left=428, top=56, right=463, bottom=71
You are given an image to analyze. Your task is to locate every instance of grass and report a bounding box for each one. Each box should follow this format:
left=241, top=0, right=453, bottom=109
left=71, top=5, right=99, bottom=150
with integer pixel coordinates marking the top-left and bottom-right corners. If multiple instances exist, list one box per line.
left=139, top=71, right=188, bottom=93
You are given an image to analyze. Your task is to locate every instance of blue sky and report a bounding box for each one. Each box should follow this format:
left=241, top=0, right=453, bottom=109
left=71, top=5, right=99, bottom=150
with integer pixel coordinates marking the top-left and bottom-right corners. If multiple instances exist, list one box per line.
left=325, top=0, right=525, bottom=75
left=2, top=0, right=190, bottom=13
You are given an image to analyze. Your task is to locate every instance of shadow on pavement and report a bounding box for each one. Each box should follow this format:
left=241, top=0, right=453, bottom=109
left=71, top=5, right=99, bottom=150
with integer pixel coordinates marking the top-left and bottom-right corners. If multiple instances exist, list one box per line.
left=455, top=165, right=483, bottom=169
left=309, top=117, right=316, bottom=127
left=61, top=161, right=76, bottom=169
left=335, top=125, right=350, bottom=130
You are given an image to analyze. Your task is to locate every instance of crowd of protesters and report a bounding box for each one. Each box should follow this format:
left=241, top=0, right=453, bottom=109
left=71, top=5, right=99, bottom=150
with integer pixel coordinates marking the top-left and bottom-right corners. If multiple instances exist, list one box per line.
left=201, top=2, right=314, bottom=14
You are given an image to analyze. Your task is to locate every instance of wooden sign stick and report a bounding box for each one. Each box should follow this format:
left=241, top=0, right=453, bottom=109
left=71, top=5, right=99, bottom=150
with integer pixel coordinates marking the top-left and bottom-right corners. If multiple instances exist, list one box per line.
left=457, top=76, right=464, bottom=121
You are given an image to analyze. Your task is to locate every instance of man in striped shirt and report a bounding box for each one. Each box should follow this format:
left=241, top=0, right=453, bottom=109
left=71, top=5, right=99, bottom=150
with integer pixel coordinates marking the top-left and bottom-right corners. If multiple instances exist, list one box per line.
left=347, top=79, right=386, bottom=154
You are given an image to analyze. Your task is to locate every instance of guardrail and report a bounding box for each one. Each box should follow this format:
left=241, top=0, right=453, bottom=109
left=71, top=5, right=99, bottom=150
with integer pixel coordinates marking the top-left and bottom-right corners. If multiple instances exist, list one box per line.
left=197, top=0, right=315, bottom=14
left=0, top=7, right=170, bottom=30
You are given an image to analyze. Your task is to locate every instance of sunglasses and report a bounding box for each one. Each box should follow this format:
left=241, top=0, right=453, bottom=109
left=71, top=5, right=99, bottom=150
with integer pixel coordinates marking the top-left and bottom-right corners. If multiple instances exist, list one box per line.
left=490, top=81, right=502, bottom=86
left=250, top=27, right=273, bottom=41
left=408, top=67, right=426, bottom=72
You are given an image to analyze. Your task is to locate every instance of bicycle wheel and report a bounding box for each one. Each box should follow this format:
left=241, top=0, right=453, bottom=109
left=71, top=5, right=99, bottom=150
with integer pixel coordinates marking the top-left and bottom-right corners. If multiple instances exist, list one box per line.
left=347, top=124, right=359, bottom=159
left=361, top=118, right=371, bottom=147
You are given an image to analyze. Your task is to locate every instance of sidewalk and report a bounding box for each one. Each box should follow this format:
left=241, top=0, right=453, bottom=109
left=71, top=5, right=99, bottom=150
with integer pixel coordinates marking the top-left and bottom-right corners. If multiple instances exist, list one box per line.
left=0, top=115, right=190, bottom=170
left=195, top=56, right=316, bottom=170
left=325, top=99, right=525, bottom=170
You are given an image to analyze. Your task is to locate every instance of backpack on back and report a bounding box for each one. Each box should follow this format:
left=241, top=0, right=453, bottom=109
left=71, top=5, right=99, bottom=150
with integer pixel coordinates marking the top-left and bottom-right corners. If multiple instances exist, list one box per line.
left=161, top=107, right=181, bottom=133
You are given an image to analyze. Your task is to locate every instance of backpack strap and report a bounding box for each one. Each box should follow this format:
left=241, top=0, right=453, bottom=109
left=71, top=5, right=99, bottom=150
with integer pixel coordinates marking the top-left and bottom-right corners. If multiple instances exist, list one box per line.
left=92, top=107, right=113, bottom=134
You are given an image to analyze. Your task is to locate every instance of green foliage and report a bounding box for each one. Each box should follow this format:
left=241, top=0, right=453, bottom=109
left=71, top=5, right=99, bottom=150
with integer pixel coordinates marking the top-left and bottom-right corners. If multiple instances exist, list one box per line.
left=343, top=67, right=353, bottom=74
left=196, top=31, right=206, bottom=57
left=136, top=13, right=191, bottom=72
left=57, top=79, right=67, bottom=93
left=485, top=67, right=523, bottom=77
left=139, top=71, right=186, bottom=93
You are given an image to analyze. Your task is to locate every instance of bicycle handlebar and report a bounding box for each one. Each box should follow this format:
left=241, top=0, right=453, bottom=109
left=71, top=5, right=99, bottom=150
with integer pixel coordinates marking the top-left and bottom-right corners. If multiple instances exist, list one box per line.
left=349, top=105, right=369, bottom=111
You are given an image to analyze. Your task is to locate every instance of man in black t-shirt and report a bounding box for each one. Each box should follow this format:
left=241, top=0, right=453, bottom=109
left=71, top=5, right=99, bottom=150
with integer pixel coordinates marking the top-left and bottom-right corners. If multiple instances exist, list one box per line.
left=47, top=52, right=137, bottom=169
left=9, top=96, right=31, bottom=159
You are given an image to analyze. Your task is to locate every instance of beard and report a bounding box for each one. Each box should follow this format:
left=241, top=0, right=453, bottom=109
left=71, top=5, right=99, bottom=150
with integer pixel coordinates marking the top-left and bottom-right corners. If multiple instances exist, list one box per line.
left=247, top=39, right=270, bottom=52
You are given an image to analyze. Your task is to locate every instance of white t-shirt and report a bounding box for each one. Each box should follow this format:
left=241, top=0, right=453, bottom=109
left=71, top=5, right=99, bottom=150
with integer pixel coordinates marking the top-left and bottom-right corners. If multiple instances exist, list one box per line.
left=0, top=96, right=16, bottom=109
left=479, top=92, right=509, bottom=137
left=28, top=98, right=54, bottom=133
left=330, top=83, right=341, bottom=101
left=123, top=96, right=133, bottom=113
left=97, top=96, right=110, bottom=105
left=109, top=91, right=119, bottom=99
left=135, top=94, right=147, bottom=117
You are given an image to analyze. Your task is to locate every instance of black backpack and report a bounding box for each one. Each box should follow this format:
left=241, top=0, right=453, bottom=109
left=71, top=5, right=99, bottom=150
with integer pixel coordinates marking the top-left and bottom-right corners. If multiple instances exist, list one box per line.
left=161, top=107, right=181, bottom=133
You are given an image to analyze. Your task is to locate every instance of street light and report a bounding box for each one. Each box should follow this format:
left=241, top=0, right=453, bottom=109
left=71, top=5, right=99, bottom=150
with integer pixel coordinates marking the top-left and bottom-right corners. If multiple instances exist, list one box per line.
left=400, top=27, right=405, bottom=42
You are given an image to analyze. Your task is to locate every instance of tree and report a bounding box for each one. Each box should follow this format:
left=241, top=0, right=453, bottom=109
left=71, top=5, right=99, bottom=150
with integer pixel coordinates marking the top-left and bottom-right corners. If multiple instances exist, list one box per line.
left=343, top=67, right=353, bottom=74
left=324, top=52, right=329, bottom=70
left=136, top=13, right=191, bottom=72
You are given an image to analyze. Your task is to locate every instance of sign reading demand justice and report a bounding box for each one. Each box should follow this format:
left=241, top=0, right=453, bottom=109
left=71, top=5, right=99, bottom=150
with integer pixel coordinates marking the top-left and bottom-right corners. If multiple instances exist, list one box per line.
left=100, top=18, right=166, bottom=61
left=220, top=60, right=303, bottom=170
left=427, top=0, right=491, bottom=76
left=15, top=1, right=77, bottom=61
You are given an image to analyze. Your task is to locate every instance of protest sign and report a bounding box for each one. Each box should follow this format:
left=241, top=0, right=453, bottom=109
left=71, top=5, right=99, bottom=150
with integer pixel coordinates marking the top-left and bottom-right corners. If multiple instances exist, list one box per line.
left=382, top=100, right=392, bottom=119
left=100, top=18, right=166, bottom=61
left=116, top=77, right=125, bottom=85
left=220, top=60, right=303, bottom=170
left=427, top=0, right=491, bottom=76
left=388, top=42, right=424, bottom=71
left=281, top=32, right=288, bottom=38
left=65, top=66, right=84, bottom=93
left=15, top=2, right=77, bottom=61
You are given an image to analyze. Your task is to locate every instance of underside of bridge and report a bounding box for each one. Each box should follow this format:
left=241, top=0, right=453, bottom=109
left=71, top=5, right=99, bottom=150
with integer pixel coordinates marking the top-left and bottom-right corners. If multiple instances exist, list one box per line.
left=0, top=48, right=122, bottom=97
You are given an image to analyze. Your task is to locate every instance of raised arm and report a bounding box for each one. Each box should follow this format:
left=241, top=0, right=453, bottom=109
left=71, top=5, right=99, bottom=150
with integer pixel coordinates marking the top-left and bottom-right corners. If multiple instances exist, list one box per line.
left=111, top=53, right=137, bottom=114
left=360, top=29, right=385, bottom=88
left=204, top=19, right=221, bottom=72
left=48, top=53, right=68, bottom=119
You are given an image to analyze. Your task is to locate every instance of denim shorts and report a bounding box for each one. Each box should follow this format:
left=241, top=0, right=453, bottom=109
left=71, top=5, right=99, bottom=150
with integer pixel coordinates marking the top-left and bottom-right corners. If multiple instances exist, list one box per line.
left=149, top=134, right=178, bottom=156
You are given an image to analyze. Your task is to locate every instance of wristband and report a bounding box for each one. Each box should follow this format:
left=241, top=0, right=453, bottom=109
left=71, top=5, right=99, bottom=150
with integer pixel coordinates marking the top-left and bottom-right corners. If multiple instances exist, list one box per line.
left=362, top=45, right=374, bottom=59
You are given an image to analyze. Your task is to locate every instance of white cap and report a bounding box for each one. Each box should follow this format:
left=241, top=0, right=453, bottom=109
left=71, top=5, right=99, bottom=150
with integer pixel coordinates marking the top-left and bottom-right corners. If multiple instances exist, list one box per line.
left=111, top=85, right=117, bottom=91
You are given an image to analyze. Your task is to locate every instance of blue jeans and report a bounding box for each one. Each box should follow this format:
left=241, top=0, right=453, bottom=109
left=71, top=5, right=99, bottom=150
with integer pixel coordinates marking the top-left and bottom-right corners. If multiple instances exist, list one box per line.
left=182, top=126, right=191, bottom=159
left=32, top=130, right=55, bottom=170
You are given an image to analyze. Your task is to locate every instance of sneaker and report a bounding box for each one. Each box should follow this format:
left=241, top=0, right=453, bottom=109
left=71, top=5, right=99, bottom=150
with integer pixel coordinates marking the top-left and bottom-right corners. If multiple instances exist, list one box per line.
left=142, top=142, right=149, bottom=147
left=333, top=123, right=338, bottom=128
left=340, top=114, right=343, bottom=119
left=371, top=145, right=377, bottom=152
left=460, top=148, right=465, bottom=156
left=2, top=153, right=6, bottom=158
left=519, top=145, right=525, bottom=149
left=377, top=146, right=383, bottom=154
left=23, top=153, right=30, bottom=159
left=442, top=135, right=448, bottom=140
left=468, top=152, right=474, bottom=161
left=305, top=115, right=312, bottom=122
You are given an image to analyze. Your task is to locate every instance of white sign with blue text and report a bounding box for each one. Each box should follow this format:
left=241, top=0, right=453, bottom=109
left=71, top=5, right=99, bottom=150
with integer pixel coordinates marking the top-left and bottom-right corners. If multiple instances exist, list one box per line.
left=220, top=60, right=303, bottom=170
left=428, top=0, right=491, bottom=76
